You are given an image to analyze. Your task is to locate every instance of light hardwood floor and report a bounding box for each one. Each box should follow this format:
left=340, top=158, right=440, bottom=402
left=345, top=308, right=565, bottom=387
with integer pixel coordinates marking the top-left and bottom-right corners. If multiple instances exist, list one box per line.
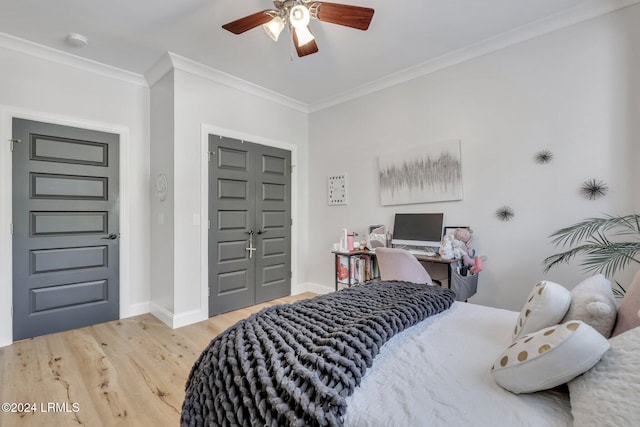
left=0, top=293, right=316, bottom=427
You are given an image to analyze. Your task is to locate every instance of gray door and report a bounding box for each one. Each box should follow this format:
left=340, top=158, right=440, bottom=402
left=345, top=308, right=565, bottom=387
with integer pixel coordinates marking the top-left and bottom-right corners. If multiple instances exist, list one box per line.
left=208, top=135, right=291, bottom=315
left=12, top=118, right=119, bottom=341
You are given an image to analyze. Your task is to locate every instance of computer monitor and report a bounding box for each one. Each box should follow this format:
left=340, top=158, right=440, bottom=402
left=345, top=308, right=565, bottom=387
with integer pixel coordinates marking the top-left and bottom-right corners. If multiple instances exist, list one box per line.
left=391, top=213, right=444, bottom=248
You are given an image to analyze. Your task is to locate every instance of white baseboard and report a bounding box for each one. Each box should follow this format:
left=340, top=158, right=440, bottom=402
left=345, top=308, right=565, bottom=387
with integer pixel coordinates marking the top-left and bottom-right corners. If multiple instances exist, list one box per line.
left=292, top=282, right=333, bottom=295
left=149, top=283, right=334, bottom=329
left=150, top=302, right=174, bottom=328
left=173, top=308, right=207, bottom=329
left=0, top=302, right=153, bottom=348
left=290, top=281, right=307, bottom=295
left=149, top=302, right=207, bottom=329
left=120, top=301, right=150, bottom=319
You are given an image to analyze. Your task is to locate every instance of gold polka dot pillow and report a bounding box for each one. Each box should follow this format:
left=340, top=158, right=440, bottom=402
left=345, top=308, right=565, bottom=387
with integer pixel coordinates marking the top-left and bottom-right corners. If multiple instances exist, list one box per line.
left=492, top=321, right=610, bottom=394
left=513, top=280, right=571, bottom=340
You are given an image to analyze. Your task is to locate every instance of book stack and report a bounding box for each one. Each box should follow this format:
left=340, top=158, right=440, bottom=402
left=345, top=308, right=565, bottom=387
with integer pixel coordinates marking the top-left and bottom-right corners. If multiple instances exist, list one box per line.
left=336, top=254, right=377, bottom=286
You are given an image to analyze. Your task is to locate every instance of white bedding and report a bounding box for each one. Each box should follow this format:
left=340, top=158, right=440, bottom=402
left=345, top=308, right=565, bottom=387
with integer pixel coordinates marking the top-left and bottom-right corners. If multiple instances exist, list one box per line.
left=345, top=302, right=573, bottom=427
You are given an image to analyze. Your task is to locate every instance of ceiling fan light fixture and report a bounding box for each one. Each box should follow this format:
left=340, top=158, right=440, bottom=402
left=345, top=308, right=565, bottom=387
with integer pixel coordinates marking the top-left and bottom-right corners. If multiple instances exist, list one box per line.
left=295, top=25, right=315, bottom=47
left=289, top=4, right=310, bottom=29
left=221, top=1, right=375, bottom=58
left=263, top=16, right=285, bottom=41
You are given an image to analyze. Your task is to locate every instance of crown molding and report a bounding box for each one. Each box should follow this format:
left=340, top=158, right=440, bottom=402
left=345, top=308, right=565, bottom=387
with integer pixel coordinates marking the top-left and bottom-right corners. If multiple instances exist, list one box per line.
left=308, top=0, right=640, bottom=112
left=149, top=52, right=309, bottom=114
left=2, top=0, right=637, bottom=114
left=0, top=32, right=147, bottom=87
left=0, top=30, right=308, bottom=113
left=145, top=53, right=174, bottom=87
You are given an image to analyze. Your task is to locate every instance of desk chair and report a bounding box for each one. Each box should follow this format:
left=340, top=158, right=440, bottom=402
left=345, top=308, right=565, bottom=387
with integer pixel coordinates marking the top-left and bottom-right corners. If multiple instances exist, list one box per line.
left=375, top=247, right=434, bottom=286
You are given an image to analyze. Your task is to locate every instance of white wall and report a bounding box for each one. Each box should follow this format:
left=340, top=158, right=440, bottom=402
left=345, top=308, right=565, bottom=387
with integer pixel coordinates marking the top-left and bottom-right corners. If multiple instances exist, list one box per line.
left=149, top=71, right=175, bottom=313
left=2, top=3, right=637, bottom=346
left=148, top=55, right=310, bottom=326
left=0, top=39, right=150, bottom=346
left=308, top=5, right=640, bottom=310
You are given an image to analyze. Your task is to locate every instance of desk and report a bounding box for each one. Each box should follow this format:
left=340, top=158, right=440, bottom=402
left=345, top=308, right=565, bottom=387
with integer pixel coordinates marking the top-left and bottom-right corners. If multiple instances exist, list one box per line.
left=413, top=253, right=456, bottom=287
left=332, top=250, right=456, bottom=291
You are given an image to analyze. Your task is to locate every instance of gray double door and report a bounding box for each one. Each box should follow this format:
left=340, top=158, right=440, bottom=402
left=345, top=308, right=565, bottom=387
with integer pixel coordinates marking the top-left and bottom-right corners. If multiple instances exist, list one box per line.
left=209, top=135, right=291, bottom=316
left=12, top=118, right=119, bottom=341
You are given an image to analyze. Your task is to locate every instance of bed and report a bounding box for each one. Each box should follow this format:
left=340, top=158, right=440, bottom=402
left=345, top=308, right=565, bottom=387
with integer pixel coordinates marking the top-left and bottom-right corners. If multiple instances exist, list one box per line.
left=343, top=301, right=571, bottom=427
left=181, top=275, right=640, bottom=427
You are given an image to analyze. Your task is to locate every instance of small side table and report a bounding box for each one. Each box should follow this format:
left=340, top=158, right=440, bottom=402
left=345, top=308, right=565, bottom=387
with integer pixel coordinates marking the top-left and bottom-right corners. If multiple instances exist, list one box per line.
left=332, top=250, right=379, bottom=291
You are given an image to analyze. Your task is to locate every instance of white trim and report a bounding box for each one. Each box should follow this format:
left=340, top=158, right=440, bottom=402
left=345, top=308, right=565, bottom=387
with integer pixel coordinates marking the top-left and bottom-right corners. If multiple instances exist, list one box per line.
left=121, top=302, right=151, bottom=319
left=0, top=107, right=13, bottom=347
left=144, top=53, right=174, bottom=88
left=3, top=0, right=636, bottom=114
left=0, top=32, right=146, bottom=88
left=308, top=0, right=640, bottom=112
left=173, top=309, right=208, bottom=329
left=0, top=106, right=134, bottom=347
left=150, top=302, right=207, bottom=329
left=144, top=52, right=308, bottom=112
left=199, top=124, right=299, bottom=321
left=169, top=53, right=309, bottom=114
left=149, top=302, right=174, bottom=328
left=295, top=282, right=333, bottom=295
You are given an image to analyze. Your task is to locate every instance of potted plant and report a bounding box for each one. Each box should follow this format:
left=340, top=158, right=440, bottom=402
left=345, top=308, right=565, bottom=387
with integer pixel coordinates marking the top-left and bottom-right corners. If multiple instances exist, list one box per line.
left=543, top=214, right=640, bottom=296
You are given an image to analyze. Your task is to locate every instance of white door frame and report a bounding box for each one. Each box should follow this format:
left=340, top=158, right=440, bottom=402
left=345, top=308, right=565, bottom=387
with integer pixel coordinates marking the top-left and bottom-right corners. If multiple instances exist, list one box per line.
left=200, top=124, right=298, bottom=319
left=0, top=106, right=131, bottom=347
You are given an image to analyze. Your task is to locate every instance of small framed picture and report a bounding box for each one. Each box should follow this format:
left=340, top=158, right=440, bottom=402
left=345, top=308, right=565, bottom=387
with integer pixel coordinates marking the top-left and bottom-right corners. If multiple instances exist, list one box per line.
left=328, top=174, right=348, bottom=205
left=443, top=226, right=470, bottom=238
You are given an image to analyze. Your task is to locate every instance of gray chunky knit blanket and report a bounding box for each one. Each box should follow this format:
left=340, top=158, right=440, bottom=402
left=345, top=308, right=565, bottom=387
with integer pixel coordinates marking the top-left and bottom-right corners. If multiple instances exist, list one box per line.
left=181, top=281, right=455, bottom=427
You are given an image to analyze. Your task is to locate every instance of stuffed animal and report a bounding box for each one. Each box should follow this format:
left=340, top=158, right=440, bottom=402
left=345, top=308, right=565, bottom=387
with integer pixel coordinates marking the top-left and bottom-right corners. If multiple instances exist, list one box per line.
left=562, top=274, right=617, bottom=337
left=439, top=234, right=463, bottom=260
left=470, top=257, right=483, bottom=274
left=438, top=228, right=484, bottom=274
left=454, top=228, right=474, bottom=255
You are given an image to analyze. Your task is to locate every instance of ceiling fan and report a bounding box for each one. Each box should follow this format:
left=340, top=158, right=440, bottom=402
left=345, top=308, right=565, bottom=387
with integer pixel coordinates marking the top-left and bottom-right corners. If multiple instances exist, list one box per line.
left=222, top=1, right=375, bottom=57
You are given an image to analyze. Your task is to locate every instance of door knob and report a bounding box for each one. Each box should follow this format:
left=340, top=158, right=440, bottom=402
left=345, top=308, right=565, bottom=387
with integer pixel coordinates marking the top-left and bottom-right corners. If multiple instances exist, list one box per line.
left=101, top=233, right=118, bottom=240
left=257, top=229, right=268, bottom=235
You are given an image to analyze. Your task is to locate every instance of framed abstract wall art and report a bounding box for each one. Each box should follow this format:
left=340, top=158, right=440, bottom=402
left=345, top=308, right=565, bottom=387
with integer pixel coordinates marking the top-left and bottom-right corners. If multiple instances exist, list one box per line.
left=378, top=139, right=463, bottom=206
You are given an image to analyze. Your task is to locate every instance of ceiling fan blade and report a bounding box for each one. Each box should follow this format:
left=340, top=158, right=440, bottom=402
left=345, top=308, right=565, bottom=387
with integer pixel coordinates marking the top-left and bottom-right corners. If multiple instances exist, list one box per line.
left=292, top=27, right=319, bottom=57
left=222, top=10, right=275, bottom=34
left=314, top=2, right=374, bottom=30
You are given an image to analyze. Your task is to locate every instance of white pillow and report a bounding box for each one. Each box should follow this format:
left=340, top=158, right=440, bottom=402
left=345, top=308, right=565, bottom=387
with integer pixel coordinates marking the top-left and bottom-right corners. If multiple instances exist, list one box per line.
left=562, top=274, right=617, bottom=338
left=569, top=326, right=640, bottom=427
left=492, top=320, right=609, bottom=394
left=513, top=280, right=571, bottom=340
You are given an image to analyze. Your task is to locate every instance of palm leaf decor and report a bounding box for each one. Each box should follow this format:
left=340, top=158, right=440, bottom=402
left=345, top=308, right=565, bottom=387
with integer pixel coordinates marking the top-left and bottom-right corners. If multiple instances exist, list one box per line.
left=543, top=214, right=640, bottom=280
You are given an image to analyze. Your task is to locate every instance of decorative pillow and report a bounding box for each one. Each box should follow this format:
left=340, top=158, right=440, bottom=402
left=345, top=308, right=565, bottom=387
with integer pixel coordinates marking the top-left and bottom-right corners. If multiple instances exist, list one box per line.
left=492, top=321, right=609, bottom=394
left=569, top=325, right=640, bottom=426
left=562, top=274, right=617, bottom=338
left=611, top=270, right=640, bottom=337
left=513, top=280, right=571, bottom=340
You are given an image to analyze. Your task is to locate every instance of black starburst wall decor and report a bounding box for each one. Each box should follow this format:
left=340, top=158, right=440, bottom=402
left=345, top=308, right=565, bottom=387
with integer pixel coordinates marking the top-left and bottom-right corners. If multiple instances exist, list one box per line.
left=580, top=179, right=608, bottom=200
left=534, top=150, right=553, bottom=164
left=496, top=206, right=515, bottom=221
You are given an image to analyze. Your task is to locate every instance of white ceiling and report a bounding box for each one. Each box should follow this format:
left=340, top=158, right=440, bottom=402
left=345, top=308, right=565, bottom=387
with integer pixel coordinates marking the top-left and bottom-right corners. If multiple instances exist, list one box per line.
left=0, top=0, right=633, bottom=107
